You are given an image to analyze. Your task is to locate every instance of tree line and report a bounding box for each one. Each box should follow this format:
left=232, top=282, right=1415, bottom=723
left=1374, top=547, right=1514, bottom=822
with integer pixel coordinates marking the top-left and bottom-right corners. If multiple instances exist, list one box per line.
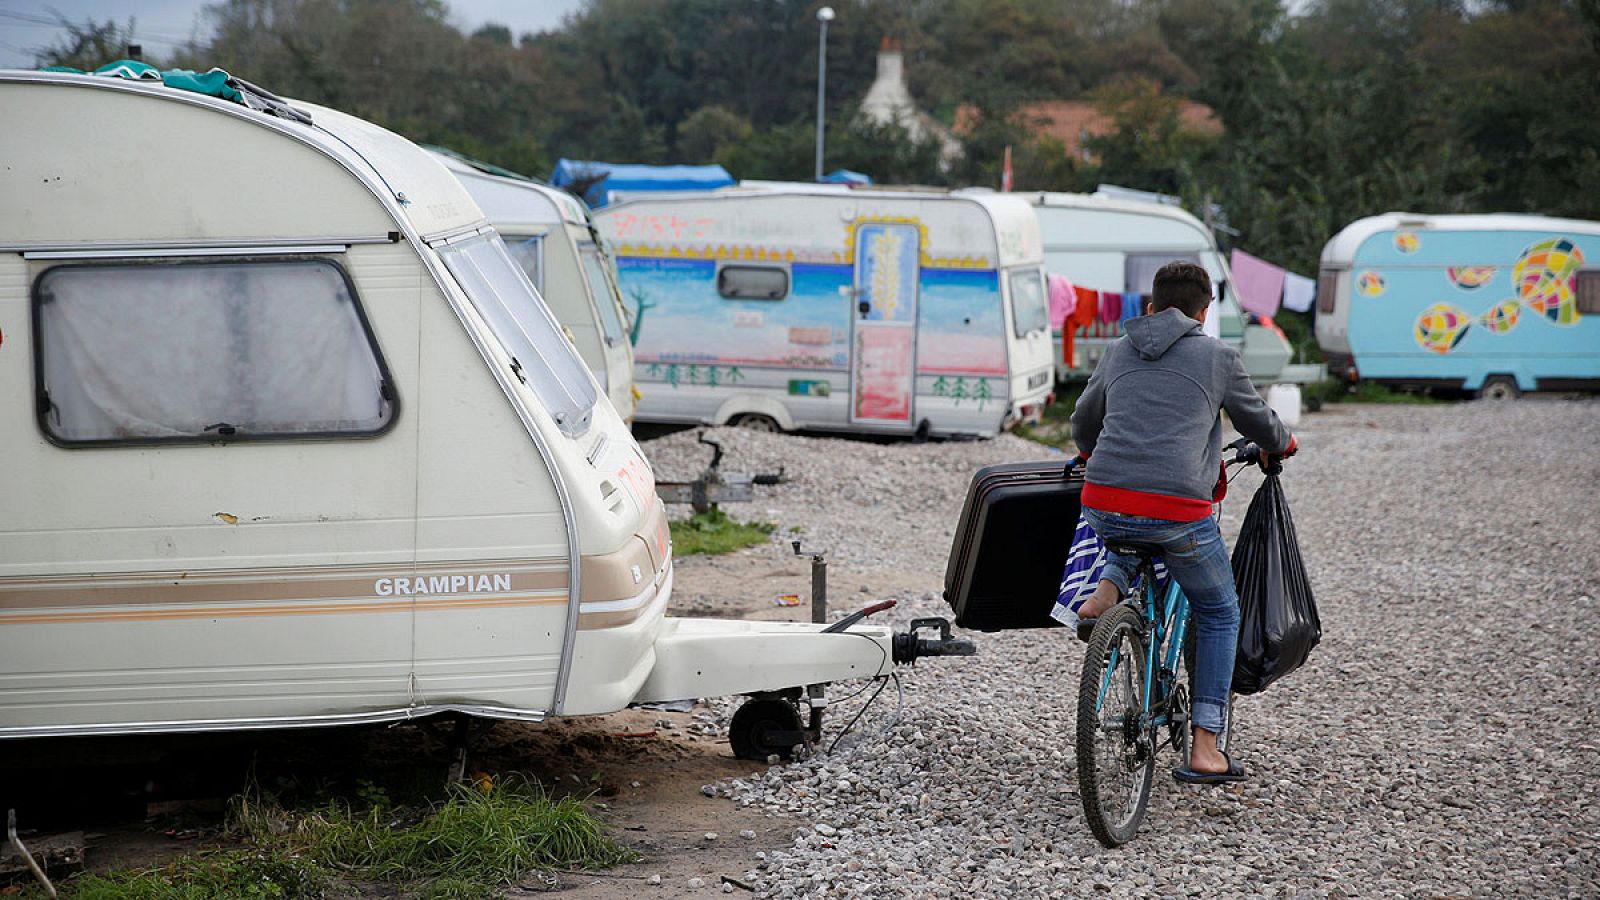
left=40, top=0, right=1600, bottom=277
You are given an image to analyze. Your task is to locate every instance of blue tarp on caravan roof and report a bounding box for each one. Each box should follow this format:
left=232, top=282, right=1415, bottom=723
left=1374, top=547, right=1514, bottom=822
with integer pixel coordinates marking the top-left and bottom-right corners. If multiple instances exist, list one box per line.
left=549, top=159, right=734, bottom=207
left=822, top=168, right=873, bottom=185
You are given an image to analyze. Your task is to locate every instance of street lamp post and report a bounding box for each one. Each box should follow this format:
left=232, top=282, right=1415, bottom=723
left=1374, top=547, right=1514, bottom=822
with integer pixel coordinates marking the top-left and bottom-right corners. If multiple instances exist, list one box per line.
left=814, top=6, right=834, bottom=182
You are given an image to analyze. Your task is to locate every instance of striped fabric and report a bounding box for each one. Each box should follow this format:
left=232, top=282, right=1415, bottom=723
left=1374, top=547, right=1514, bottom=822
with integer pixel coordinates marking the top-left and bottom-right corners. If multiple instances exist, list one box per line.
left=1050, top=512, right=1168, bottom=626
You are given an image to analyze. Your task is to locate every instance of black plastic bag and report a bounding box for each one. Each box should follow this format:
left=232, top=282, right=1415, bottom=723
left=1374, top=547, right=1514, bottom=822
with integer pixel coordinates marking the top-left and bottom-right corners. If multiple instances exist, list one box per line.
left=1231, top=473, right=1321, bottom=695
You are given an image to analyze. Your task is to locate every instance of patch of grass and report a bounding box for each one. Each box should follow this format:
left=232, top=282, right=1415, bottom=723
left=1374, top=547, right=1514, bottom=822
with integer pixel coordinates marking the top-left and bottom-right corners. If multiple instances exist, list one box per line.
left=1304, top=379, right=1445, bottom=406
left=48, top=847, right=323, bottom=899
left=1014, top=383, right=1082, bottom=450
left=669, top=506, right=774, bottom=556
left=45, top=778, right=631, bottom=899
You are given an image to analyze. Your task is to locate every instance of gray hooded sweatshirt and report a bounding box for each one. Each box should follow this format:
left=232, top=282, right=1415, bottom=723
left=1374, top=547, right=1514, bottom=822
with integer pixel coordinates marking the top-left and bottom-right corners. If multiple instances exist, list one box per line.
left=1071, top=307, right=1293, bottom=521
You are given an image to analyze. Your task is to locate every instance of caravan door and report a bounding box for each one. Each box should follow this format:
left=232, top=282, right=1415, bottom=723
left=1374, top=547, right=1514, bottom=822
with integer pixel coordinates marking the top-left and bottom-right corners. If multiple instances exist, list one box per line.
left=850, top=222, right=920, bottom=427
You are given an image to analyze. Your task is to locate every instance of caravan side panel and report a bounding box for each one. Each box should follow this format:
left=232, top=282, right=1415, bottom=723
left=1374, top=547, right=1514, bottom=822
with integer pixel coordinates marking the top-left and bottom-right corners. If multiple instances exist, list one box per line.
left=617, top=254, right=853, bottom=429
left=1345, top=228, right=1600, bottom=391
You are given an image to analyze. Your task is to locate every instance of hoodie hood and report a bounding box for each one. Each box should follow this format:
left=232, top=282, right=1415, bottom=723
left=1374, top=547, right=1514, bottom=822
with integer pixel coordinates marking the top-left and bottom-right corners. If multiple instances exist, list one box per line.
left=1124, top=307, right=1203, bottom=360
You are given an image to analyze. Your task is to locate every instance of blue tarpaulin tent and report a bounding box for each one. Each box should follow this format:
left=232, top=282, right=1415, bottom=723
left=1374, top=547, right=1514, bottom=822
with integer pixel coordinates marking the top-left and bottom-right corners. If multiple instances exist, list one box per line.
left=822, top=168, right=873, bottom=185
left=549, top=159, right=734, bottom=208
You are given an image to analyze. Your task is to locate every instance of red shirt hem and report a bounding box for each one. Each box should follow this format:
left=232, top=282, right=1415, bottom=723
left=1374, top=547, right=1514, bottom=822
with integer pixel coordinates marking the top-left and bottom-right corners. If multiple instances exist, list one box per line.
left=1082, top=482, right=1214, bottom=522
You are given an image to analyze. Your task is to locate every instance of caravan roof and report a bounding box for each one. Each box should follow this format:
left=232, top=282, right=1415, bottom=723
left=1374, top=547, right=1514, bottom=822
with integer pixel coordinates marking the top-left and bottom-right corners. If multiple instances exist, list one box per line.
left=429, top=150, right=591, bottom=230
left=1027, top=191, right=1215, bottom=250
left=0, top=70, right=485, bottom=249
left=1320, top=212, right=1600, bottom=268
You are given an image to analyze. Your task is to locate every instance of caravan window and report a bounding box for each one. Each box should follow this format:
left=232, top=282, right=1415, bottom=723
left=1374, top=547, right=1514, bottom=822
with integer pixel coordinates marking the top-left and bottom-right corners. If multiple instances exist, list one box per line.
left=578, top=244, right=629, bottom=346
left=505, top=235, right=546, bottom=292
left=1317, top=270, right=1340, bottom=313
left=438, top=232, right=596, bottom=437
left=1577, top=270, right=1600, bottom=315
left=1009, top=268, right=1049, bottom=338
left=33, top=260, right=395, bottom=445
left=717, top=265, right=789, bottom=301
left=1126, top=253, right=1201, bottom=294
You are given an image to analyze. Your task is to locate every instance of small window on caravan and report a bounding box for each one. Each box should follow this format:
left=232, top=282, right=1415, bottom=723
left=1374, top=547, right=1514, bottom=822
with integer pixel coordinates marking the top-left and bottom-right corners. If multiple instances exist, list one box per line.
left=1317, top=270, right=1339, bottom=313
left=1577, top=270, right=1600, bottom=315
left=1125, top=253, right=1201, bottom=294
left=1009, top=268, right=1049, bottom=338
left=505, top=235, right=546, bottom=292
left=439, top=232, right=597, bottom=437
left=578, top=244, right=629, bottom=346
left=33, top=260, right=395, bottom=445
left=717, top=265, right=789, bottom=301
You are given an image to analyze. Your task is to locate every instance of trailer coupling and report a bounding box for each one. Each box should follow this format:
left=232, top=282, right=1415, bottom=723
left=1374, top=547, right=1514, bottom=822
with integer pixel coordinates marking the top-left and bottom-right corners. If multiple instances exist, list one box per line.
left=892, top=616, right=977, bottom=664
left=655, top=432, right=786, bottom=514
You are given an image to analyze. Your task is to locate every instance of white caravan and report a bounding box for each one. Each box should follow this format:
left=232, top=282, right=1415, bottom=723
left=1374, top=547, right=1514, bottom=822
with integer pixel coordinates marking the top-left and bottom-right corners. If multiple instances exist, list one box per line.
left=1027, top=192, right=1309, bottom=384
left=0, top=72, right=959, bottom=751
left=427, top=149, right=637, bottom=421
left=595, top=187, right=1054, bottom=438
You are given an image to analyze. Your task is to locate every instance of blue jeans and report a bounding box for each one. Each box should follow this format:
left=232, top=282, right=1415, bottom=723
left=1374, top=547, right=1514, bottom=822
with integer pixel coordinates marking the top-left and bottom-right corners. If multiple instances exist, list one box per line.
left=1081, top=509, right=1238, bottom=734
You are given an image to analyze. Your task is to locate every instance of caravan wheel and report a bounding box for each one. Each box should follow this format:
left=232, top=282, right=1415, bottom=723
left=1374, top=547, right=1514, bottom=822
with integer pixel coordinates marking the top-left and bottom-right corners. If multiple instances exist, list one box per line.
left=729, top=698, right=805, bottom=761
left=1480, top=375, right=1521, bottom=401
left=731, top=413, right=782, bottom=433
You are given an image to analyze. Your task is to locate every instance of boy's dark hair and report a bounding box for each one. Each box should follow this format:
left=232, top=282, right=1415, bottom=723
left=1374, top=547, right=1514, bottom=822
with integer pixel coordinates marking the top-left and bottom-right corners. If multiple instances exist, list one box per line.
left=1150, top=261, right=1213, bottom=319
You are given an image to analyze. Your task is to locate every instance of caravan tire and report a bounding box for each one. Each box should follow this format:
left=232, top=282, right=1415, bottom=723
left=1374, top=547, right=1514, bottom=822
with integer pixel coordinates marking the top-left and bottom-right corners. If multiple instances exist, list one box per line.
left=1479, top=375, right=1521, bottom=401
left=731, top=413, right=782, bottom=433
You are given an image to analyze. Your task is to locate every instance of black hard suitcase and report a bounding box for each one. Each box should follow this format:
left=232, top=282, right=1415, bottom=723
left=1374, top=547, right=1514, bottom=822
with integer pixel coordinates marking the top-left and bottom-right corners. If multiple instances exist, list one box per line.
left=943, top=460, right=1083, bottom=632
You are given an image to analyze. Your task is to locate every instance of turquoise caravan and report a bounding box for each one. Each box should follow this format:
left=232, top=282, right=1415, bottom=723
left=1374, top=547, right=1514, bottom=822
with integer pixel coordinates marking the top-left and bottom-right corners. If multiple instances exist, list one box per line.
left=1317, top=214, right=1600, bottom=397
left=594, top=187, right=1054, bottom=437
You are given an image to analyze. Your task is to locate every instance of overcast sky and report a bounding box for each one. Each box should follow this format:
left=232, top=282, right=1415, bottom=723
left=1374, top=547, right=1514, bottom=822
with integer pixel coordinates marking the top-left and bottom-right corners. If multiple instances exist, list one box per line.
left=0, top=0, right=587, bottom=68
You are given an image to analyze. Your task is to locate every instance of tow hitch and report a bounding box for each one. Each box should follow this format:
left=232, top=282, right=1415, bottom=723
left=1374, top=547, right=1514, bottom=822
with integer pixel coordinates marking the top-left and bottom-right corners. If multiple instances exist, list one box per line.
left=656, top=432, right=785, bottom=514
left=892, top=616, right=977, bottom=664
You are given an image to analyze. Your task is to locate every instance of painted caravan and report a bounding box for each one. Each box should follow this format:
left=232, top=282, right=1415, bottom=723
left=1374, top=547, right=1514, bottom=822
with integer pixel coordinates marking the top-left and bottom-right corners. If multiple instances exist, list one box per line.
left=427, top=148, right=637, bottom=421
left=1027, top=192, right=1304, bottom=384
left=1316, top=213, right=1600, bottom=397
left=595, top=187, right=1055, bottom=438
left=0, top=71, right=964, bottom=748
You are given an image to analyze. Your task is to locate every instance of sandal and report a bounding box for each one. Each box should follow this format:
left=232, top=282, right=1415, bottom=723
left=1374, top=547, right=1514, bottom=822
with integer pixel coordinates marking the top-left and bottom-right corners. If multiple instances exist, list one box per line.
left=1172, top=752, right=1247, bottom=785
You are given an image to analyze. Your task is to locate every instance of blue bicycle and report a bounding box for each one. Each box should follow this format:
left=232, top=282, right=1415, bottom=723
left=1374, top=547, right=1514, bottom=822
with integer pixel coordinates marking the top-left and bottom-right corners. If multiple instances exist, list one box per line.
left=1074, top=441, right=1267, bottom=847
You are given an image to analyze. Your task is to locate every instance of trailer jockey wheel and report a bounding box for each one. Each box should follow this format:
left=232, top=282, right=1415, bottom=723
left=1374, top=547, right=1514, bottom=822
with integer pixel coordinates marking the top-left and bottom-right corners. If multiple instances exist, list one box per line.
left=729, top=698, right=806, bottom=761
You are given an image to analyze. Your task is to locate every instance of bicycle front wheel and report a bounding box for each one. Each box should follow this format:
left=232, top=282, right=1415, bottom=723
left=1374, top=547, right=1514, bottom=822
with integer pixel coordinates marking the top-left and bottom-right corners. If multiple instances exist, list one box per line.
left=1077, top=604, right=1156, bottom=847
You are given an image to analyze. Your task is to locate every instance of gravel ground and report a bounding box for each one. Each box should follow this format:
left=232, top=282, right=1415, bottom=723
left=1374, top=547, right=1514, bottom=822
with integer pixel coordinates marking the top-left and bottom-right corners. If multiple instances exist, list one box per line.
left=641, top=399, right=1600, bottom=898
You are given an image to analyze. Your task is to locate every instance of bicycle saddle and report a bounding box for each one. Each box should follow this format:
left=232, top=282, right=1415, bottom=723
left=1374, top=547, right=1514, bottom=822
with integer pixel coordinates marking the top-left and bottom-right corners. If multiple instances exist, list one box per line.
left=1106, top=541, right=1165, bottom=559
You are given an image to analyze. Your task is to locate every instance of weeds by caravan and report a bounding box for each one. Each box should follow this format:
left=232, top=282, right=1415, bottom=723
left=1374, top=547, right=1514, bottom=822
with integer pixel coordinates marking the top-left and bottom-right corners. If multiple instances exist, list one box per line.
left=1316, top=213, right=1600, bottom=397
left=595, top=186, right=1055, bottom=437
left=1028, top=192, right=1310, bottom=384
left=427, top=148, right=637, bottom=421
left=0, top=71, right=964, bottom=749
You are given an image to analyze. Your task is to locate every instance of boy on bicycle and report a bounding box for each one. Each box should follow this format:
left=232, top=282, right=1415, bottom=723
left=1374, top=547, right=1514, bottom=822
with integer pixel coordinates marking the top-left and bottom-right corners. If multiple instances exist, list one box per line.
left=1070, top=261, right=1296, bottom=785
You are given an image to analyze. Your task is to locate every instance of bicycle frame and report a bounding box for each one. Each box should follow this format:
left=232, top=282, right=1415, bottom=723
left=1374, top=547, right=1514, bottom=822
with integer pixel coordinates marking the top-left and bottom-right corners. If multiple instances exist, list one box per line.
left=1096, top=559, right=1190, bottom=733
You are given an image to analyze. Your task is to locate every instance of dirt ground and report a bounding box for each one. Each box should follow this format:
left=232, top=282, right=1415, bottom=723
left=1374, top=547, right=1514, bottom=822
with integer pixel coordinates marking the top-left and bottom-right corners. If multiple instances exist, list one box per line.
left=0, top=543, right=931, bottom=898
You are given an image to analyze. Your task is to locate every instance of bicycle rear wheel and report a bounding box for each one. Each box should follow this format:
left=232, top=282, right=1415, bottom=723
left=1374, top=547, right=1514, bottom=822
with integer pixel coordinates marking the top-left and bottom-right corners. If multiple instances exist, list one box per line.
left=1077, top=604, right=1155, bottom=847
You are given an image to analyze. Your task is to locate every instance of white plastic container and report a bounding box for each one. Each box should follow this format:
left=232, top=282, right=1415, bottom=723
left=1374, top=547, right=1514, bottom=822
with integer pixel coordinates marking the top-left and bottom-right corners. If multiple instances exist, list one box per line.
left=1267, top=383, right=1303, bottom=428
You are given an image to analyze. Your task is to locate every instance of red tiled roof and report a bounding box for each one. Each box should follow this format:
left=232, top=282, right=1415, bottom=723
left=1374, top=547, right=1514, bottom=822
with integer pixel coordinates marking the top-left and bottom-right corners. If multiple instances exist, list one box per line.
left=955, top=99, right=1221, bottom=156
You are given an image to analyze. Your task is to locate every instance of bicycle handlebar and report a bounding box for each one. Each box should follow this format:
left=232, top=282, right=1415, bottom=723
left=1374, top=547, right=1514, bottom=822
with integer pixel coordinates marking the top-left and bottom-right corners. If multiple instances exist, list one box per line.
left=1065, top=440, right=1287, bottom=476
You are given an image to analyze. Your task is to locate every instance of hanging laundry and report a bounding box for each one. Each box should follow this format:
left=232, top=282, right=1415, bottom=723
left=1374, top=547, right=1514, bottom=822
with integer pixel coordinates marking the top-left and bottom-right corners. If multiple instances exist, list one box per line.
left=1064, top=286, right=1099, bottom=368
left=1230, top=249, right=1286, bottom=317
left=1121, top=291, right=1144, bottom=324
left=1099, top=291, right=1121, bottom=323
left=1047, top=273, right=1077, bottom=331
left=1282, top=272, right=1316, bottom=313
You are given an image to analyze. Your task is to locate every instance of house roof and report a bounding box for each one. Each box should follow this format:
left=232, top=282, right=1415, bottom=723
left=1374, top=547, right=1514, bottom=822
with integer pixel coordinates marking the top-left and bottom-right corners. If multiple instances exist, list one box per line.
left=955, top=99, right=1221, bottom=156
